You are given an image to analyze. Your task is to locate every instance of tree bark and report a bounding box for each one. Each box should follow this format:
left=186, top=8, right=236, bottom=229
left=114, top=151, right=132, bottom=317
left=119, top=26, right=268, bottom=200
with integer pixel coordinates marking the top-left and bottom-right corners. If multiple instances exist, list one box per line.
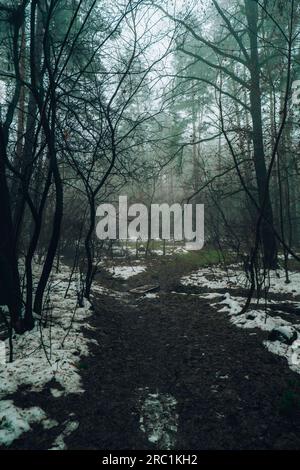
left=13, top=2, right=44, bottom=250
left=0, top=127, right=23, bottom=332
left=245, top=0, right=277, bottom=268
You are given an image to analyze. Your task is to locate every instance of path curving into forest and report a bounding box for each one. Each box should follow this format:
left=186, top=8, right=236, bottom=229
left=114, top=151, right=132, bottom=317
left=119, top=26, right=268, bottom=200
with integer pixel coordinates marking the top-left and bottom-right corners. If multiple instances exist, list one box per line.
left=7, top=260, right=300, bottom=450
left=63, top=262, right=300, bottom=450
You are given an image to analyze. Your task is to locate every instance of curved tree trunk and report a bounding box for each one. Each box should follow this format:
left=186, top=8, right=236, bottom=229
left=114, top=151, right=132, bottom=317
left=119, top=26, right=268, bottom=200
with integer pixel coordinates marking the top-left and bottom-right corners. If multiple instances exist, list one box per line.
left=33, top=137, right=63, bottom=315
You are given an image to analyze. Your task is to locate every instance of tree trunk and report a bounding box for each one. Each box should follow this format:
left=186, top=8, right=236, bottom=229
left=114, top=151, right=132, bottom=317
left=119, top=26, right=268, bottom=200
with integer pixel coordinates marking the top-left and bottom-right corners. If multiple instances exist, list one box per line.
left=0, top=127, right=23, bottom=333
left=13, top=2, right=44, bottom=250
left=84, top=195, right=96, bottom=300
left=245, top=0, right=277, bottom=268
left=33, top=118, right=63, bottom=315
left=14, top=20, right=26, bottom=175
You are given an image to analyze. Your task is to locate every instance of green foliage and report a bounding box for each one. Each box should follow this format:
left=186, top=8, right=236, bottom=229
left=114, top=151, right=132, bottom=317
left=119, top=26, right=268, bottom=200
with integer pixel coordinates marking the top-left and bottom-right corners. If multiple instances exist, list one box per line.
left=173, top=248, right=230, bottom=268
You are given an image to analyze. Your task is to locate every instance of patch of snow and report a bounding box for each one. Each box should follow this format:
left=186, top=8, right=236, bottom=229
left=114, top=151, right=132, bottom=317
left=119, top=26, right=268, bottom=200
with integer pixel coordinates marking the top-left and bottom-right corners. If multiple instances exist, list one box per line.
left=218, top=293, right=292, bottom=331
left=144, top=293, right=158, bottom=299
left=43, top=418, right=58, bottom=430
left=50, top=388, right=64, bottom=398
left=279, top=325, right=297, bottom=338
left=231, top=310, right=292, bottom=332
left=0, top=263, right=94, bottom=446
left=50, top=418, right=79, bottom=450
left=0, top=401, right=49, bottom=446
left=108, top=265, right=146, bottom=280
left=171, top=291, right=222, bottom=299
left=181, top=267, right=245, bottom=290
left=139, top=390, right=178, bottom=450
left=200, top=292, right=224, bottom=299
left=269, top=325, right=297, bottom=343
left=181, top=267, right=300, bottom=297
left=91, top=284, right=122, bottom=298
left=151, top=249, right=164, bottom=256
left=173, top=247, right=189, bottom=254
left=264, top=338, right=300, bottom=374
left=215, top=292, right=300, bottom=374
left=0, top=305, right=9, bottom=313
left=0, top=264, right=94, bottom=399
left=268, top=271, right=300, bottom=296
left=218, top=293, right=243, bottom=315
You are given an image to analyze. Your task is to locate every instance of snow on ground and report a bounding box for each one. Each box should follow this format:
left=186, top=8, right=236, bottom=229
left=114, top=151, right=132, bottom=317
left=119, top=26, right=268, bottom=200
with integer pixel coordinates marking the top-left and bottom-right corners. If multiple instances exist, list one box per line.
left=171, top=291, right=223, bottom=299
left=181, top=266, right=300, bottom=297
left=173, top=247, right=189, bottom=254
left=218, top=293, right=245, bottom=315
left=50, top=415, right=79, bottom=450
left=0, top=263, right=94, bottom=447
left=107, top=265, right=146, bottom=280
left=143, top=292, right=159, bottom=300
left=266, top=271, right=300, bottom=296
left=264, top=338, right=300, bottom=375
left=181, top=267, right=247, bottom=290
left=0, top=400, right=58, bottom=446
left=231, top=310, right=292, bottom=332
left=151, top=249, right=164, bottom=256
left=139, top=389, right=178, bottom=450
left=215, top=292, right=300, bottom=374
left=181, top=264, right=300, bottom=376
left=200, top=292, right=224, bottom=299
left=91, top=284, right=123, bottom=298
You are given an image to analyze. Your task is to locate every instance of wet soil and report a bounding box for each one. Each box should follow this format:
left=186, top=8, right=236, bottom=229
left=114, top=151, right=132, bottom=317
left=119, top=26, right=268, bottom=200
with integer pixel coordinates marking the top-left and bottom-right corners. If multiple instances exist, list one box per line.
left=4, top=258, right=300, bottom=450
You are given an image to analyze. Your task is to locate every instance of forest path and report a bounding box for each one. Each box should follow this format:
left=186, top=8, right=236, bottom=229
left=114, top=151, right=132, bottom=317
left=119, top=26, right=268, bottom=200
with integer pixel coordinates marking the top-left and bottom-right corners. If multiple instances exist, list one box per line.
left=7, top=260, right=300, bottom=450
left=64, top=260, right=300, bottom=450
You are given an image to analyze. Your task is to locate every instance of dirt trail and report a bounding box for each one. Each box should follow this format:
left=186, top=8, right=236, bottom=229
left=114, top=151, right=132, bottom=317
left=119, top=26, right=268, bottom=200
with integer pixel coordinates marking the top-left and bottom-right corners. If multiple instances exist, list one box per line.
left=64, top=262, right=300, bottom=450
left=7, top=261, right=300, bottom=450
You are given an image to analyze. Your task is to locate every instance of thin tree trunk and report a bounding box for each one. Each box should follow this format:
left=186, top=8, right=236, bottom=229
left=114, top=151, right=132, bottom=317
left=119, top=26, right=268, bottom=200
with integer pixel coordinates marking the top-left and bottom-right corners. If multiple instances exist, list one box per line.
left=13, top=3, right=44, bottom=249
left=84, top=194, right=96, bottom=300
left=14, top=20, right=26, bottom=175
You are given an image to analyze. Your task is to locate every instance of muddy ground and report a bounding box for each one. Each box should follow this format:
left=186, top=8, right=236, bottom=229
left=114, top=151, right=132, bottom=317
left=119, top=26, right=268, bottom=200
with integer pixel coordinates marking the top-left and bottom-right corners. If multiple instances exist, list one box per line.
left=4, top=257, right=300, bottom=450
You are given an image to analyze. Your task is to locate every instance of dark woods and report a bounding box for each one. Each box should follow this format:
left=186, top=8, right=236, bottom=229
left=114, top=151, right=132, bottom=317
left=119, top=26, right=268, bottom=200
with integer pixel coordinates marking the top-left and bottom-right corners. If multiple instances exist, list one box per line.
left=0, top=0, right=299, bottom=336
left=0, top=0, right=155, bottom=333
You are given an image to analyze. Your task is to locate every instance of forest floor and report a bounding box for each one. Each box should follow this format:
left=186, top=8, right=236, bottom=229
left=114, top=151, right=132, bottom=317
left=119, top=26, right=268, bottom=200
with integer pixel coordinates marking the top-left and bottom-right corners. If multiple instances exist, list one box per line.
left=2, top=254, right=300, bottom=450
